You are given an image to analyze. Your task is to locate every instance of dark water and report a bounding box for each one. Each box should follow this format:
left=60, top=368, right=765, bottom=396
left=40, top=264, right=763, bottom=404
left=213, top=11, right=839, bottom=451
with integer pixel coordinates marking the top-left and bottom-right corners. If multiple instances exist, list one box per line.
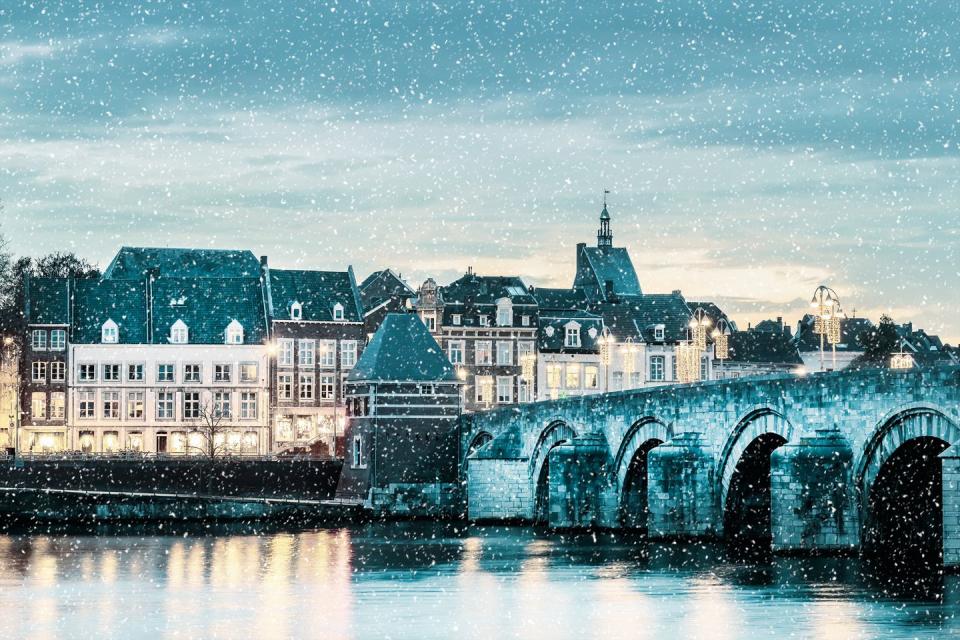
left=0, top=522, right=958, bottom=639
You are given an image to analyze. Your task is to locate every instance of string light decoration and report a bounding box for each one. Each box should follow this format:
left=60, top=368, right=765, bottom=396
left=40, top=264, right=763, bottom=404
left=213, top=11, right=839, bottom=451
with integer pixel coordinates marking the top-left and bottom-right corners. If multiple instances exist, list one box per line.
left=712, top=318, right=731, bottom=375
left=675, top=341, right=700, bottom=384
left=599, top=331, right=613, bottom=366
left=622, top=339, right=637, bottom=382
left=810, top=285, right=842, bottom=371
left=521, top=353, right=536, bottom=384
left=689, top=307, right=712, bottom=352
left=890, top=339, right=915, bottom=370
left=828, top=316, right=842, bottom=346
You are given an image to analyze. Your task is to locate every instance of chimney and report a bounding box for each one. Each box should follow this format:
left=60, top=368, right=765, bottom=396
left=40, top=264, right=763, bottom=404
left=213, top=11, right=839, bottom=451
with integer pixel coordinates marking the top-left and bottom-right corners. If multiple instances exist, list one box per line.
left=672, top=289, right=682, bottom=296
left=576, top=242, right=586, bottom=253
left=467, top=266, right=473, bottom=276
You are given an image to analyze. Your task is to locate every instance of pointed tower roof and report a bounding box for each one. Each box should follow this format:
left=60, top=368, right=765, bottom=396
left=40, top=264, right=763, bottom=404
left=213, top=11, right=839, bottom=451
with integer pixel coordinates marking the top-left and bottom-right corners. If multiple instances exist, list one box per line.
left=348, top=313, right=459, bottom=383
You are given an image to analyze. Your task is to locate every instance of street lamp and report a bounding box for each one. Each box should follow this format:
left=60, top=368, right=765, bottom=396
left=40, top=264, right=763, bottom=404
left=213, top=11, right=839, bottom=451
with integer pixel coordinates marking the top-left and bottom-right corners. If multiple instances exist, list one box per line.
left=689, top=307, right=712, bottom=352
left=810, top=285, right=842, bottom=372
left=622, top=338, right=637, bottom=389
left=712, top=318, right=731, bottom=378
left=890, top=339, right=915, bottom=370
left=599, top=328, right=614, bottom=392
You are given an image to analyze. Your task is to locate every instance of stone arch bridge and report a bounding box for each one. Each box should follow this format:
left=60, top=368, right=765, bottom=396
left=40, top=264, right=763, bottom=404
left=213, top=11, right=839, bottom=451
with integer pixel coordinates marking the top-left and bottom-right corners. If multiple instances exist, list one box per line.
left=463, top=366, right=960, bottom=567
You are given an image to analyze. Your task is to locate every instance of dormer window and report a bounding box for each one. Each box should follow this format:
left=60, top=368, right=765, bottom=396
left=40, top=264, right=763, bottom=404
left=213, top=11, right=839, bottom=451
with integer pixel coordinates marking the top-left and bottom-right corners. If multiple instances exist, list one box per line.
left=452, top=314, right=462, bottom=326
left=496, top=299, right=513, bottom=327
left=170, top=320, right=189, bottom=344
left=290, top=302, right=303, bottom=320
left=333, top=303, right=345, bottom=321
left=654, top=324, right=665, bottom=341
left=225, top=320, right=244, bottom=345
left=101, top=319, right=119, bottom=344
left=565, top=322, right=582, bottom=348
left=479, top=315, right=489, bottom=327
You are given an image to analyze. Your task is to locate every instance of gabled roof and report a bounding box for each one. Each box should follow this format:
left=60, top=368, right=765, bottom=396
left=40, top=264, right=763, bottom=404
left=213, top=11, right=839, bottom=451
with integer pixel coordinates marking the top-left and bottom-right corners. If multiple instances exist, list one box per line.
left=26, top=277, right=71, bottom=325
left=358, top=268, right=415, bottom=311
left=441, top=273, right=536, bottom=306
left=593, top=293, right=691, bottom=343
left=575, top=246, right=642, bottom=299
left=538, top=312, right=604, bottom=353
left=268, top=269, right=363, bottom=323
left=103, top=247, right=262, bottom=280
left=726, top=330, right=802, bottom=365
left=795, top=315, right=873, bottom=352
left=686, top=301, right=737, bottom=332
left=348, top=314, right=458, bottom=383
left=531, top=287, right=589, bottom=313
left=151, top=277, right=268, bottom=344
left=71, top=279, right=148, bottom=343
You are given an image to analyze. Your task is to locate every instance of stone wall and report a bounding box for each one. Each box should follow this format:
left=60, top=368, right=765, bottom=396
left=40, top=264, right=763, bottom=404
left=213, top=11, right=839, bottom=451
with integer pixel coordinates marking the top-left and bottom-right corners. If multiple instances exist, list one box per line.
left=467, top=458, right=531, bottom=520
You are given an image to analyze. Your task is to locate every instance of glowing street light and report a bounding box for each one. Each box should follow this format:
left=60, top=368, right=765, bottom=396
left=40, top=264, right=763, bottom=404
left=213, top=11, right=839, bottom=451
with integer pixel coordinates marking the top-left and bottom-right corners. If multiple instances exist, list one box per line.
left=689, top=307, right=712, bottom=352
left=810, top=285, right=842, bottom=372
left=712, top=318, right=731, bottom=377
left=890, top=339, right=915, bottom=370
left=599, top=328, right=615, bottom=392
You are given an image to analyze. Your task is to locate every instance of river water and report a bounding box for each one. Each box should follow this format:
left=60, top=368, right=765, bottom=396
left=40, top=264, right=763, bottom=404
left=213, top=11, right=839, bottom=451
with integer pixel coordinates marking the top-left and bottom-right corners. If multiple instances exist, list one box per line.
left=0, top=521, right=957, bottom=639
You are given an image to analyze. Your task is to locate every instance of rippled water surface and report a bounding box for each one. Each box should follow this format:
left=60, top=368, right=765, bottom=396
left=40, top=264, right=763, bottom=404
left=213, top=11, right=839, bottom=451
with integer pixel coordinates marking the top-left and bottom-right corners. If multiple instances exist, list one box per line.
left=0, top=522, right=957, bottom=639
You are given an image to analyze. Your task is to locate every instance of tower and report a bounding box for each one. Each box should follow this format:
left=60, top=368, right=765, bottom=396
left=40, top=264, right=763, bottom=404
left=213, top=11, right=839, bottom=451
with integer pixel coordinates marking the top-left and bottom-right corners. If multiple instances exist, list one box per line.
left=597, top=192, right=612, bottom=248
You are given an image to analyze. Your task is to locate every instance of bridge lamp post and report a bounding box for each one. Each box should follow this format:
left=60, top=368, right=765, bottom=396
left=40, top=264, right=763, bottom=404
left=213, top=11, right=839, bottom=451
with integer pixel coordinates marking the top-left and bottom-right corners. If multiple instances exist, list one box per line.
left=599, top=329, right=614, bottom=392
left=712, top=319, right=731, bottom=378
left=622, top=338, right=637, bottom=389
left=810, top=286, right=842, bottom=372
left=689, top=307, right=712, bottom=353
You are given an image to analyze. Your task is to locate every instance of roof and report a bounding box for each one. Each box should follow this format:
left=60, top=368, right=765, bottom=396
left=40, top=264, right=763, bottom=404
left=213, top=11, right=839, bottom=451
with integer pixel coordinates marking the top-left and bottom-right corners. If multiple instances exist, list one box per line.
left=103, top=247, right=262, bottom=280
left=151, top=277, right=268, bottom=344
left=726, top=330, right=802, bottom=365
left=441, top=274, right=536, bottom=306
left=348, top=314, right=458, bottom=383
left=358, top=269, right=415, bottom=311
left=686, top=301, right=737, bottom=332
left=71, top=279, right=149, bottom=343
left=531, top=287, right=589, bottom=313
left=268, top=269, right=363, bottom=322
left=795, top=315, right=873, bottom=352
left=593, top=293, right=691, bottom=343
left=538, top=313, right=604, bottom=353
left=26, top=277, right=71, bottom=325
left=575, top=246, right=642, bottom=298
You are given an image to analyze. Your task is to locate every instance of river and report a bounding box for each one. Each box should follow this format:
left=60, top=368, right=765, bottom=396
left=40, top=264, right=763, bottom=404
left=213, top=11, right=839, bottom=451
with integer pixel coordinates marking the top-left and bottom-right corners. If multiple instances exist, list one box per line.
left=0, top=521, right=956, bottom=639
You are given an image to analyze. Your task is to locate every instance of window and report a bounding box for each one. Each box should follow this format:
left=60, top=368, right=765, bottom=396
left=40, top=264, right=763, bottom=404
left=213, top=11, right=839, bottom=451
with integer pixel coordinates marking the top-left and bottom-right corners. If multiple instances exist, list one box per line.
left=612, top=371, right=624, bottom=390
left=214, top=391, right=232, bottom=418
left=299, top=373, right=315, bottom=400
left=278, top=339, right=294, bottom=366
left=50, top=392, right=65, bottom=419
left=277, top=373, right=293, bottom=401
left=31, top=330, right=46, bottom=350
left=448, top=341, right=465, bottom=365
left=521, top=315, right=531, bottom=327
left=671, top=356, right=677, bottom=381
left=418, top=384, right=436, bottom=395
left=225, top=320, right=244, bottom=344
left=333, top=303, right=345, bottom=321
left=290, top=302, right=302, bottom=320
left=700, top=357, right=708, bottom=381
left=276, top=417, right=293, bottom=441
left=475, top=376, right=493, bottom=404
left=320, top=375, right=335, bottom=400
left=103, top=431, right=119, bottom=453
left=240, top=392, right=257, bottom=419
left=101, top=319, right=118, bottom=343
left=518, top=341, right=535, bottom=360
left=102, top=391, right=120, bottom=419
left=475, top=341, right=492, bottom=365
left=183, top=391, right=201, bottom=419
left=631, top=371, right=642, bottom=386
left=157, top=364, right=175, bottom=383
left=496, top=376, right=513, bottom=404
left=239, top=363, right=257, bottom=382
left=566, top=364, right=581, bottom=389
left=214, top=364, right=232, bottom=383
left=518, top=379, right=533, bottom=403
left=78, top=363, right=97, bottom=382
left=452, top=314, right=462, bottom=326
left=31, top=392, right=47, bottom=419
left=50, top=329, right=66, bottom=350
left=296, top=416, right=313, bottom=440
left=299, top=340, right=315, bottom=367
left=127, top=364, right=144, bottom=382
left=32, top=361, right=47, bottom=383
left=585, top=366, right=599, bottom=389
left=50, top=361, right=65, bottom=382
left=546, top=363, right=562, bottom=389
left=496, top=341, right=513, bottom=365
left=318, top=341, right=336, bottom=367
left=654, top=325, right=665, bottom=341
left=479, top=315, right=489, bottom=327
left=496, top=301, right=513, bottom=327
left=102, top=363, right=120, bottom=382
left=183, top=364, right=201, bottom=383
left=352, top=435, right=363, bottom=468
left=565, top=325, right=581, bottom=348
left=126, top=391, right=144, bottom=420
left=341, top=341, right=358, bottom=368
left=423, top=315, right=436, bottom=331
left=157, top=391, right=175, bottom=420
left=649, top=355, right=665, bottom=382
left=127, top=432, right=143, bottom=452
left=170, top=320, right=189, bottom=344
left=78, top=391, right=95, bottom=419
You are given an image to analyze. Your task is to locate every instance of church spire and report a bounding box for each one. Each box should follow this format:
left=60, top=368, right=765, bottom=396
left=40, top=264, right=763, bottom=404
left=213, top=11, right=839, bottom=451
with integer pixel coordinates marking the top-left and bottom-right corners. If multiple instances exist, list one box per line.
left=597, top=189, right=613, bottom=248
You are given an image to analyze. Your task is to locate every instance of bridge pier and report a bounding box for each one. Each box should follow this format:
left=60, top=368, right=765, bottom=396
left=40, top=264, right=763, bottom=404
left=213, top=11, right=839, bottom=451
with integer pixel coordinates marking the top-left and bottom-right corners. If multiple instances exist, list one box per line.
left=941, top=445, right=960, bottom=569
left=770, top=429, right=858, bottom=554
left=546, top=434, right=617, bottom=528
left=647, top=432, right=717, bottom=538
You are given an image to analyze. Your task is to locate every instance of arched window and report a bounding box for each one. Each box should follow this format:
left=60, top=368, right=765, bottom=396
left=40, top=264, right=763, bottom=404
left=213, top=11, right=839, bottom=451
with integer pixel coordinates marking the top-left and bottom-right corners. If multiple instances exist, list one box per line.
left=225, top=319, right=244, bottom=344
left=101, top=319, right=119, bottom=344
left=290, top=301, right=303, bottom=320
left=170, top=320, right=189, bottom=344
left=332, top=303, right=345, bottom=321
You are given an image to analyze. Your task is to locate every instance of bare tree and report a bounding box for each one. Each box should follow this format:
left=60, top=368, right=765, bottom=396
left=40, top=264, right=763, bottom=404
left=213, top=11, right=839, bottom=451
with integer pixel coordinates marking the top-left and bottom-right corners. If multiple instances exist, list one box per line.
left=185, top=401, right=234, bottom=459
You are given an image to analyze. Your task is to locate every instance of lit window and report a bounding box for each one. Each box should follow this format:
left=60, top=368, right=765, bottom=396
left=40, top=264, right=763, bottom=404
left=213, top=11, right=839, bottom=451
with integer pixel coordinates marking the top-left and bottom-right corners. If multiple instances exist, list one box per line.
left=585, top=366, right=599, bottom=389
left=333, top=303, right=345, bottom=321
left=101, top=319, right=119, bottom=344
left=290, top=301, right=303, bottom=320
left=239, top=363, right=258, bottom=382
left=496, top=376, right=513, bottom=403
left=496, top=300, right=513, bottom=327
left=50, top=392, right=65, bottom=419
left=240, top=392, right=258, bottom=419
left=170, top=320, right=189, bottom=344
left=276, top=417, right=293, bottom=441
left=31, top=392, right=47, bottom=419
left=277, top=339, right=294, bottom=366
left=475, top=341, right=492, bottom=365
left=318, top=341, right=336, bottom=367
left=225, top=320, right=244, bottom=344
left=475, top=376, right=493, bottom=404
left=565, top=364, right=581, bottom=389
left=49, top=329, right=66, bottom=350
left=546, top=364, right=562, bottom=389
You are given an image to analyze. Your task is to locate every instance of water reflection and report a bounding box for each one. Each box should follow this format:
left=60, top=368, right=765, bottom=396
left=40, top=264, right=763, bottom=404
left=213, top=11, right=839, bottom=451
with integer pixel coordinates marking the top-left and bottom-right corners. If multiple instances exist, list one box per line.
left=0, top=522, right=957, bottom=638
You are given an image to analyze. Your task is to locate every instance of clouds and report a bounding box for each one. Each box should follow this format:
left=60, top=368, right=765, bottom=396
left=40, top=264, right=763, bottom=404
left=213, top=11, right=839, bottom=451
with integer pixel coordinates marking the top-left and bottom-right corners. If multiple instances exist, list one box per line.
left=0, top=0, right=958, bottom=340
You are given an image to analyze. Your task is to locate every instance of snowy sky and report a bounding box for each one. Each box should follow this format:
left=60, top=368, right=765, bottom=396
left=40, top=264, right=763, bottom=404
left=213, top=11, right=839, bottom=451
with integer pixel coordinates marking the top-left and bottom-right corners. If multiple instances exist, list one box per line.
left=1, top=1, right=958, bottom=341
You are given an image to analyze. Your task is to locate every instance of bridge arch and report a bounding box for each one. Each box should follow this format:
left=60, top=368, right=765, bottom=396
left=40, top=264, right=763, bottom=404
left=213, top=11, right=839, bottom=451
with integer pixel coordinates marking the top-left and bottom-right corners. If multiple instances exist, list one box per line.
left=466, top=431, right=494, bottom=458
left=717, top=408, right=795, bottom=515
left=614, top=418, right=671, bottom=529
left=530, top=419, right=578, bottom=525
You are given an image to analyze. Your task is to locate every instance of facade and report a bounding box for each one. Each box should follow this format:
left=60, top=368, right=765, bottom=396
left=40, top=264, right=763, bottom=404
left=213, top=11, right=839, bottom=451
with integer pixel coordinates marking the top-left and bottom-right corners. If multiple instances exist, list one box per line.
left=0, top=336, right=19, bottom=451
left=336, top=313, right=462, bottom=515
left=415, top=269, right=539, bottom=413
left=264, top=265, right=366, bottom=457
left=712, top=328, right=803, bottom=379
left=358, top=268, right=416, bottom=338
left=532, top=288, right=605, bottom=400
